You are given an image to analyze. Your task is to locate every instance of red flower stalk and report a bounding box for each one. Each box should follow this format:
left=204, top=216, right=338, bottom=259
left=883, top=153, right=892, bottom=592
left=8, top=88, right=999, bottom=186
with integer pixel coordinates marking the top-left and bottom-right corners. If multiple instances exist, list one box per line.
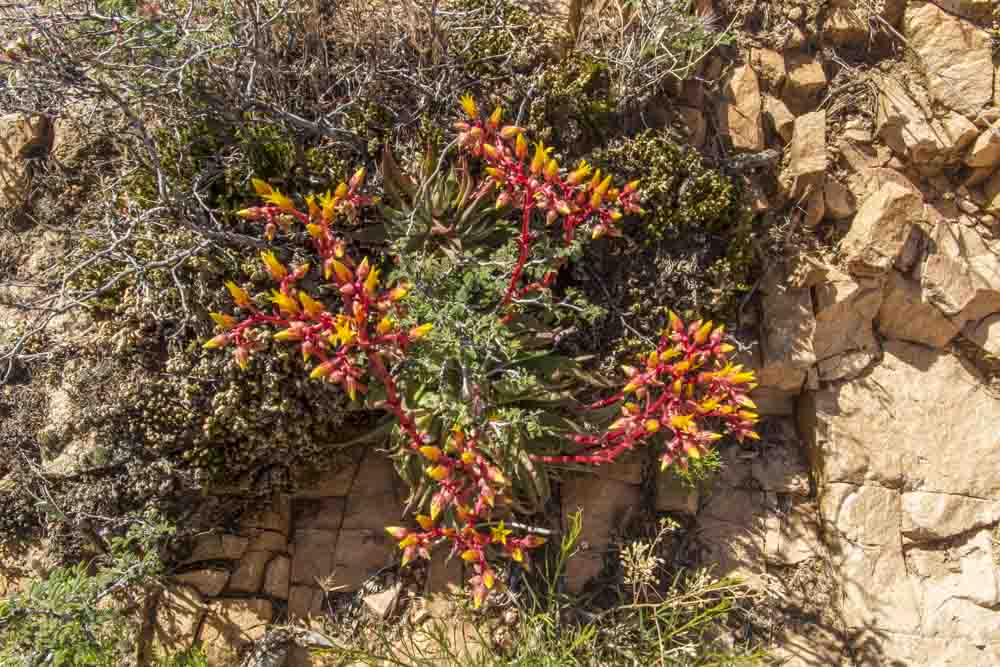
left=454, top=95, right=643, bottom=312
left=532, top=312, right=759, bottom=471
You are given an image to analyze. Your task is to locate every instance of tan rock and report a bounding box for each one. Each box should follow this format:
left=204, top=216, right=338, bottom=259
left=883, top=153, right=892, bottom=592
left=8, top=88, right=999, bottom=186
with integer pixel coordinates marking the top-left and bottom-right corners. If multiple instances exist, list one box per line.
left=290, top=529, right=337, bottom=587
left=0, top=113, right=50, bottom=210
left=228, top=549, right=272, bottom=594
left=758, top=272, right=816, bottom=392
left=294, top=497, right=345, bottom=532
left=425, top=553, right=464, bottom=595
left=812, top=271, right=882, bottom=376
left=851, top=631, right=1000, bottom=666
left=987, top=170, right=1000, bottom=213
left=750, top=48, right=786, bottom=89
left=901, top=492, right=1000, bottom=542
left=184, top=534, right=249, bottom=564
left=153, top=586, right=205, bottom=656
left=363, top=580, right=403, bottom=619
left=751, top=426, right=810, bottom=496
left=824, top=178, right=856, bottom=220
left=785, top=111, right=827, bottom=200
left=763, top=95, right=795, bottom=143
left=198, top=598, right=273, bottom=659
left=918, top=221, right=1000, bottom=325
left=823, top=6, right=866, bottom=46
left=875, top=74, right=977, bottom=163
left=676, top=106, right=706, bottom=147
left=172, top=569, right=229, bottom=598
left=964, top=313, right=1000, bottom=355
left=840, top=182, right=922, bottom=275
left=878, top=270, right=960, bottom=348
left=293, top=463, right=357, bottom=499
left=903, top=2, right=993, bottom=117
left=330, top=528, right=395, bottom=591
left=718, top=63, right=764, bottom=151
left=764, top=501, right=823, bottom=565
left=263, top=554, right=291, bottom=600
left=655, top=473, right=699, bottom=515
left=802, top=341, right=1000, bottom=495
left=562, top=473, right=641, bottom=591
left=696, top=487, right=766, bottom=583
left=782, top=53, right=827, bottom=111
left=931, top=0, right=993, bottom=20
left=240, top=495, right=292, bottom=537
left=966, top=121, right=1000, bottom=168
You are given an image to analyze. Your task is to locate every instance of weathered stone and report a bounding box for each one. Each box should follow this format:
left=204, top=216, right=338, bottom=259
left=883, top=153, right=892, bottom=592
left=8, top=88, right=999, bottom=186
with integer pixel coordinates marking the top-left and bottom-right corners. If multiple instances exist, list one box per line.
left=718, top=63, right=764, bottom=151
left=782, top=53, right=827, bottom=111
left=0, top=113, right=50, bottom=210
left=763, top=95, right=795, bottom=143
left=875, top=74, right=977, bottom=164
left=228, top=549, right=272, bottom=594
left=918, top=221, right=1000, bottom=326
left=966, top=121, right=1000, bottom=168
left=841, top=182, right=922, bottom=275
left=425, top=552, right=464, bottom=595
left=850, top=631, right=1000, bottom=667
left=901, top=492, right=1000, bottom=543
left=824, top=178, right=856, bottom=220
left=676, top=106, right=706, bottom=147
left=294, top=497, right=345, bottom=532
left=964, top=313, right=1000, bottom=355
left=241, top=495, right=292, bottom=537
left=292, top=463, right=357, bottom=499
left=987, top=169, right=1000, bottom=213
left=903, top=2, right=993, bottom=117
left=878, top=270, right=960, bottom=348
left=823, top=6, right=866, bottom=46
left=290, top=529, right=337, bottom=587
left=812, top=271, right=882, bottom=376
left=696, top=487, right=766, bottom=583
left=329, top=528, right=394, bottom=591
left=198, top=598, right=274, bottom=659
left=757, top=271, right=816, bottom=392
left=153, top=586, right=205, bottom=656
left=562, top=473, right=641, bottom=592
left=750, top=48, right=786, bottom=89
left=803, top=341, right=1000, bottom=496
left=173, top=569, right=229, bottom=598
left=263, top=554, right=291, bottom=600
left=751, top=426, right=810, bottom=496
left=655, top=473, right=699, bottom=515
left=784, top=110, right=827, bottom=202
left=184, top=534, right=249, bottom=564
left=930, top=0, right=993, bottom=20
left=764, top=501, right=823, bottom=565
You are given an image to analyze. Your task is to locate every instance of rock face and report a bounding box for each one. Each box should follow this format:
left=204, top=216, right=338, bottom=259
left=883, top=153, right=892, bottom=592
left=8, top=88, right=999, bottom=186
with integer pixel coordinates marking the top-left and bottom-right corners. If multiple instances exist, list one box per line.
left=718, top=63, right=764, bottom=151
left=903, top=1, right=993, bottom=117
left=840, top=182, right=922, bottom=275
left=878, top=270, right=960, bottom=348
left=801, top=341, right=1000, bottom=662
left=918, top=221, right=1000, bottom=328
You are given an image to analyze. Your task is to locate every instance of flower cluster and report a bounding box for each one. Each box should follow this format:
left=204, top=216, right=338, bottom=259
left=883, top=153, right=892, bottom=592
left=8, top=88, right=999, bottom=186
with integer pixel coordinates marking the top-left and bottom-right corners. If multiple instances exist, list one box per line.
left=205, top=168, right=548, bottom=608
left=454, top=95, right=643, bottom=310
left=386, top=426, right=545, bottom=609
left=534, top=312, right=758, bottom=471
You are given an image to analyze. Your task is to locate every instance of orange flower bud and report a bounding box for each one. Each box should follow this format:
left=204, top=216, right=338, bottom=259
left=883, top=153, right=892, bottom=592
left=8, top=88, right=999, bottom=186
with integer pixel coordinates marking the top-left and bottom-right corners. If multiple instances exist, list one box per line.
left=409, top=323, right=433, bottom=340
left=251, top=178, right=273, bottom=196
left=427, top=465, right=450, bottom=481
left=349, top=167, right=366, bottom=190
left=210, top=312, right=238, bottom=330
left=261, top=251, right=288, bottom=280
left=488, top=105, right=503, bottom=129
left=459, top=94, right=478, bottom=119
left=461, top=550, right=479, bottom=562
left=645, top=419, right=661, bottom=433
left=310, top=361, right=335, bottom=379
left=419, top=446, right=443, bottom=462
left=416, top=514, right=435, bottom=530
left=385, top=526, right=409, bottom=540
left=515, top=133, right=528, bottom=160
left=202, top=333, right=229, bottom=349
left=225, top=281, right=252, bottom=308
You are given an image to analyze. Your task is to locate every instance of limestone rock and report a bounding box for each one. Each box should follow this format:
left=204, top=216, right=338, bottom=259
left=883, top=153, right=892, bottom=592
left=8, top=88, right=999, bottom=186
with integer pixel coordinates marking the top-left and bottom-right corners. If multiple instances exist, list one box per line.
left=964, top=313, right=1000, bottom=355
left=824, top=178, right=856, bottom=220
left=802, top=341, right=1000, bottom=496
left=812, top=271, right=882, bottom=379
left=763, top=95, right=795, bottom=143
left=823, top=6, right=866, bottom=46
left=291, top=529, right=337, bottom=588
left=696, top=486, right=766, bottom=583
left=918, top=221, right=1000, bottom=326
left=184, top=534, right=249, bottom=564
left=875, top=74, right=978, bottom=163
left=966, top=121, right=1000, bottom=168
left=676, top=106, right=706, bottom=148
left=903, top=2, right=993, bottom=117
left=229, top=549, right=272, bottom=594
left=931, top=0, right=993, bottom=21
left=750, top=48, right=786, bottom=90
left=198, top=598, right=274, bottom=660
left=0, top=113, right=50, bottom=210
left=840, top=182, right=922, bottom=275
left=172, top=569, right=229, bottom=598
left=241, top=495, right=292, bottom=537
left=757, top=272, right=816, bottom=392
left=901, top=492, right=1000, bottom=543
left=785, top=111, right=827, bottom=201
left=292, top=463, right=356, bottom=499
left=751, top=422, right=810, bottom=496
left=263, top=555, right=291, bottom=600
left=764, top=501, right=823, bottom=565
left=878, top=270, right=960, bottom=348
left=288, top=585, right=324, bottom=620
left=153, top=586, right=205, bottom=656
left=782, top=53, right=827, bottom=111
left=718, top=63, right=764, bottom=151
left=562, top=473, right=641, bottom=592
left=363, top=580, right=403, bottom=619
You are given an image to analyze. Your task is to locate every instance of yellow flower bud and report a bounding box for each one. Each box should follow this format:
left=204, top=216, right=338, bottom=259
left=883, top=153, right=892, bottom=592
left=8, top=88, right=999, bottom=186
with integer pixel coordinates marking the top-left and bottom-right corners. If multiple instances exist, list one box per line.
left=261, top=251, right=288, bottom=280
left=427, top=465, right=450, bottom=481
left=409, top=323, right=433, bottom=340
left=225, top=281, right=252, bottom=308
left=459, top=94, right=478, bottom=119
left=202, top=334, right=229, bottom=349
left=419, top=446, right=443, bottom=462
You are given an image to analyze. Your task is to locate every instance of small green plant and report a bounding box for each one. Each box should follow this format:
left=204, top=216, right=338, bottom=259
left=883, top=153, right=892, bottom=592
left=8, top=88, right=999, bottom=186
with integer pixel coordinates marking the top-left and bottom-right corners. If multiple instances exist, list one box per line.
left=0, top=516, right=173, bottom=666
left=206, top=97, right=759, bottom=608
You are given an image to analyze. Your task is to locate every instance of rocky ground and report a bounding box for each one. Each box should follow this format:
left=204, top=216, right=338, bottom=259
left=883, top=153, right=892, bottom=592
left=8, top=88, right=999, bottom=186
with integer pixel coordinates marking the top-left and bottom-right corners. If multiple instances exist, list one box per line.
left=2, top=0, right=1000, bottom=665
